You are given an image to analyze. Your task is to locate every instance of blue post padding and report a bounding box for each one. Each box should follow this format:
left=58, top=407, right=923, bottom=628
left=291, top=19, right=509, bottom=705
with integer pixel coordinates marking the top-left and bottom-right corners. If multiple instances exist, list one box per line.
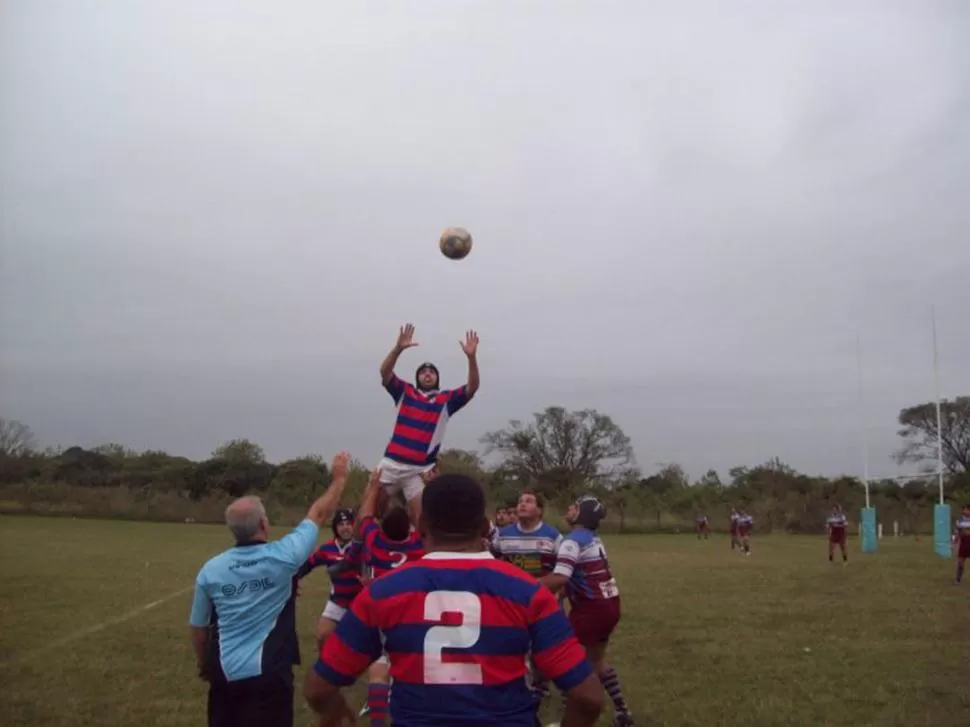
left=933, top=504, right=951, bottom=559
left=860, top=507, right=877, bottom=553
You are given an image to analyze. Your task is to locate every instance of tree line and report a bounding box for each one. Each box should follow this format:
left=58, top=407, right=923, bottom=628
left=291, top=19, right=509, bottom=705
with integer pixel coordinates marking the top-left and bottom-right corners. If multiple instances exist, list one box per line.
left=1, top=396, right=968, bottom=533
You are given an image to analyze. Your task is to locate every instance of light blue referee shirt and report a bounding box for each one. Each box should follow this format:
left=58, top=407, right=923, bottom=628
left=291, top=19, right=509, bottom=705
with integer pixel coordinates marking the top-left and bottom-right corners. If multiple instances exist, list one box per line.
left=189, top=519, right=319, bottom=682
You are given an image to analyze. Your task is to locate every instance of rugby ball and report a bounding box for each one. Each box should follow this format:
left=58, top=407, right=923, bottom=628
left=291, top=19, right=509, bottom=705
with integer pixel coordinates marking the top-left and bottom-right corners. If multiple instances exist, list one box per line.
left=439, top=227, right=473, bottom=260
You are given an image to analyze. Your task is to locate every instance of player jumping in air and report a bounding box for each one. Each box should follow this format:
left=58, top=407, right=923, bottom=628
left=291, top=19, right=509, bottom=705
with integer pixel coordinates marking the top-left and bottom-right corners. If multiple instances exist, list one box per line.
left=695, top=513, right=710, bottom=540
left=378, top=323, right=480, bottom=527
left=729, top=507, right=740, bottom=550
left=953, top=503, right=970, bottom=584
left=490, top=489, right=562, bottom=701
left=541, top=495, right=635, bottom=727
left=826, top=504, right=848, bottom=564
left=297, top=508, right=363, bottom=649
left=737, top=510, right=753, bottom=555
left=304, top=474, right=605, bottom=727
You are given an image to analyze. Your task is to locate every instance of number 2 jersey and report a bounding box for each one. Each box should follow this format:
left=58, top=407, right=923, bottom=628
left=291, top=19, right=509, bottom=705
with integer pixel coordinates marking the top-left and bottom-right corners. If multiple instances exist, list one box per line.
left=315, top=551, right=592, bottom=727
left=552, top=527, right=620, bottom=605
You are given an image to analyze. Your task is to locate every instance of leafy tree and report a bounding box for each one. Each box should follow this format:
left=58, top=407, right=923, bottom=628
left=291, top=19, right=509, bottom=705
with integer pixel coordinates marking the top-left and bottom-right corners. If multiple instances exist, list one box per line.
left=894, top=396, right=970, bottom=474
left=270, top=456, right=329, bottom=506
left=0, top=417, right=37, bottom=457
left=480, top=407, right=636, bottom=494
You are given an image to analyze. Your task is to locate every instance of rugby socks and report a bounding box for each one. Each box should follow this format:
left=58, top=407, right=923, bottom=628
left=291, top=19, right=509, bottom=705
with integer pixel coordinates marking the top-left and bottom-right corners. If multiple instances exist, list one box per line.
left=957, top=561, right=964, bottom=583
left=599, top=666, right=630, bottom=718
left=367, top=683, right=389, bottom=727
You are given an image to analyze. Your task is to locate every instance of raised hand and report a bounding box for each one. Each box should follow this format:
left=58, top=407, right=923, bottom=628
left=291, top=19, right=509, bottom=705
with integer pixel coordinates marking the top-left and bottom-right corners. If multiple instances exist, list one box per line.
left=459, top=329, right=479, bottom=357
left=420, top=466, right=439, bottom=485
left=396, top=323, right=419, bottom=351
left=330, top=451, right=351, bottom=481
left=368, top=467, right=383, bottom=489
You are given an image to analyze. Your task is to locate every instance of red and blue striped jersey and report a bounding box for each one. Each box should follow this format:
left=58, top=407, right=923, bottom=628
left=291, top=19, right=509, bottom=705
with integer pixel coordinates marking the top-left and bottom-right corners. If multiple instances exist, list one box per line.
left=314, top=552, right=591, bottom=726
left=344, top=515, right=426, bottom=579
left=296, top=538, right=363, bottom=608
left=383, top=373, right=472, bottom=466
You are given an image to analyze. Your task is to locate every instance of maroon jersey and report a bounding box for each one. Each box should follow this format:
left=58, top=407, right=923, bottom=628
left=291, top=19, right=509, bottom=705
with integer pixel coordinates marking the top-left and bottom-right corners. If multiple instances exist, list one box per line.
left=551, top=528, right=619, bottom=605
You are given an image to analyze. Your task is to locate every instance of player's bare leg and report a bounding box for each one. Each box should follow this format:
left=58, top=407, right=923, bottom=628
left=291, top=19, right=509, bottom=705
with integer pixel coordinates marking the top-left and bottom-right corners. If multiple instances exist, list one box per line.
left=361, top=659, right=390, bottom=727
left=315, top=616, right=337, bottom=651
left=406, top=494, right=422, bottom=530
left=583, top=643, right=633, bottom=727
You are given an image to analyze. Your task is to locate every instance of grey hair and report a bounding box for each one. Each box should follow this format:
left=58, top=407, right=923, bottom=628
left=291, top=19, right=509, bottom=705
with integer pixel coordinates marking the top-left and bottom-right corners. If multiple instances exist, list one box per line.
left=225, top=496, right=267, bottom=542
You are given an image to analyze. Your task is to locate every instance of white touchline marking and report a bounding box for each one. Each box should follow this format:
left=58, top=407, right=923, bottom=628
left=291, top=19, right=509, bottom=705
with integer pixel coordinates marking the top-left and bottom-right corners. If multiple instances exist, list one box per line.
left=8, top=586, right=193, bottom=663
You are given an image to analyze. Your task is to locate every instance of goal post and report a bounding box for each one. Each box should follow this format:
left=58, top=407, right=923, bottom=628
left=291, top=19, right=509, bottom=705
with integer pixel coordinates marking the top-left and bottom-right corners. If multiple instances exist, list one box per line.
left=933, top=503, right=951, bottom=559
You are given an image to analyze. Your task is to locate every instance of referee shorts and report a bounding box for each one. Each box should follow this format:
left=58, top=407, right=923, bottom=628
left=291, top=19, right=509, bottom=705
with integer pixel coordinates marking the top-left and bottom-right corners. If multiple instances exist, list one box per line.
left=208, top=670, right=293, bottom=727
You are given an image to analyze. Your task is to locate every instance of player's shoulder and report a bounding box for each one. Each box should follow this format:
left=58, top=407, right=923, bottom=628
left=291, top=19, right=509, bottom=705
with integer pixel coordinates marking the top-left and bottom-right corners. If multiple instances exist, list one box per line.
left=563, top=528, right=595, bottom=546
left=536, top=522, right=562, bottom=539
left=497, top=523, right=519, bottom=537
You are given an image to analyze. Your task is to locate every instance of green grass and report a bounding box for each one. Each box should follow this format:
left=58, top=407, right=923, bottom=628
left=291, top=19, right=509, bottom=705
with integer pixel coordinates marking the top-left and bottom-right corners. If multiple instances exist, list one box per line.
left=0, top=515, right=966, bottom=726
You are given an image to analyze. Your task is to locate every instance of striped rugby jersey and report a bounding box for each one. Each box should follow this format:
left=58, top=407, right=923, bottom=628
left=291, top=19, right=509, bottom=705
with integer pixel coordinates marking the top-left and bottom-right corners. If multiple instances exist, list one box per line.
left=552, top=527, right=620, bottom=604
left=491, top=521, right=562, bottom=578
left=296, top=538, right=363, bottom=608
left=955, top=516, right=970, bottom=543
left=315, top=551, right=591, bottom=726
left=827, top=514, right=848, bottom=530
left=383, top=373, right=473, bottom=466
left=344, top=515, right=425, bottom=580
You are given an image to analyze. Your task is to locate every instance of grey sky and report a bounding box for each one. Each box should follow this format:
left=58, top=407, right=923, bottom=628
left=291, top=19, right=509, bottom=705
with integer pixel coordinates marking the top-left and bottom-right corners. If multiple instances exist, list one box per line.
left=2, top=1, right=968, bottom=480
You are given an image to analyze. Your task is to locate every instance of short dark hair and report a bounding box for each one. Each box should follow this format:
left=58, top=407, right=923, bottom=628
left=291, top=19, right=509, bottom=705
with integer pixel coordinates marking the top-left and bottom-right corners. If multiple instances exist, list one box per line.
left=381, top=507, right=411, bottom=541
left=518, top=488, right=543, bottom=510
left=422, top=474, right=485, bottom=543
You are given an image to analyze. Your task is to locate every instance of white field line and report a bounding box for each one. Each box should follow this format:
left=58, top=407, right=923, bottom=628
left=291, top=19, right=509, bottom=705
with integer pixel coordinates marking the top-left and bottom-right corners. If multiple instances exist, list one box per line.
left=7, top=586, right=192, bottom=664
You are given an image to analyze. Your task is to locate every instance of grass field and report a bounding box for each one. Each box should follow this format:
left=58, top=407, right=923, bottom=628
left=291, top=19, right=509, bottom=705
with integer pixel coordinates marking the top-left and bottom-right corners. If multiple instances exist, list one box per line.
left=0, top=516, right=967, bottom=727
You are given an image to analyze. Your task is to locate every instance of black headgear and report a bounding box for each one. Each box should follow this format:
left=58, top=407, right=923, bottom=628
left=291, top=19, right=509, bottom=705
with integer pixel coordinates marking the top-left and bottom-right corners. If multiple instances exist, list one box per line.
left=574, top=495, right=606, bottom=530
left=415, top=362, right=440, bottom=391
left=331, top=508, right=354, bottom=537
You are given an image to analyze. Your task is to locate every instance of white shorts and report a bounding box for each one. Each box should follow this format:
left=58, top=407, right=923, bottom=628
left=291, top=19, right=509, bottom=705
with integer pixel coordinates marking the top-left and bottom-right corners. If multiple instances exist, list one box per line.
left=374, top=653, right=389, bottom=666
left=378, top=457, right=434, bottom=502
left=320, top=600, right=347, bottom=623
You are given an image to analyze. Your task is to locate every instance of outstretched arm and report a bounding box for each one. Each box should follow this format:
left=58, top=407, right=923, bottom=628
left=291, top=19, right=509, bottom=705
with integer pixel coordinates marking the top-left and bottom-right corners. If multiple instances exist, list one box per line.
left=460, top=329, right=480, bottom=397
left=358, top=467, right=382, bottom=521
left=380, top=323, right=419, bottom=385
left=305, top=452, right=352, bottom=527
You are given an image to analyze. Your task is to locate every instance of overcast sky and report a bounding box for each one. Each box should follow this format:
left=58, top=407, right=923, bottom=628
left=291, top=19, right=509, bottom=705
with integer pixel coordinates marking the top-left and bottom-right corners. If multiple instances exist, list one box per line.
left=1, top=1, right=968, bottom=480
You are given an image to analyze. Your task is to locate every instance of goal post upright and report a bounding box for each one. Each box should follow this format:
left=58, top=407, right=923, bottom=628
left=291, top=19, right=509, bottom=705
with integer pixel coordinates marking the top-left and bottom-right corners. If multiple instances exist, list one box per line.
left=857, top=334, right=878, bottom=553
left=931, top=305, right=951, bottom=559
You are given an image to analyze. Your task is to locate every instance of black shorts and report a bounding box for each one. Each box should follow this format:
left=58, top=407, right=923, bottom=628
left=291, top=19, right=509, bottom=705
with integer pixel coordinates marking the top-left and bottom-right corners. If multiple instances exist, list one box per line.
left=208, top=670, right=294, bottom=727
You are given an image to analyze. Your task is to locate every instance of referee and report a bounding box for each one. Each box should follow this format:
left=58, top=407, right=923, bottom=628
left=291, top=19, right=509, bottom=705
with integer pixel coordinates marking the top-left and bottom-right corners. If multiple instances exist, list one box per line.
left=189, top=451, right=351, bottom=727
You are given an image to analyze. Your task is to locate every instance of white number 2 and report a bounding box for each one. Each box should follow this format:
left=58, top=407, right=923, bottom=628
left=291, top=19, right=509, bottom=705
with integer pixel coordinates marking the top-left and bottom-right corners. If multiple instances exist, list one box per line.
left=423, top=590, right=483, bottom=685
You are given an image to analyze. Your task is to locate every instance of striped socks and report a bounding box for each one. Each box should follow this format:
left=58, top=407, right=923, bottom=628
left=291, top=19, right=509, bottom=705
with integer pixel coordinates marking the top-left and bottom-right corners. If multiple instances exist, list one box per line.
left=367, top=682, right=389, bottom=727
left=600, top=666, right=630, bottom=717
